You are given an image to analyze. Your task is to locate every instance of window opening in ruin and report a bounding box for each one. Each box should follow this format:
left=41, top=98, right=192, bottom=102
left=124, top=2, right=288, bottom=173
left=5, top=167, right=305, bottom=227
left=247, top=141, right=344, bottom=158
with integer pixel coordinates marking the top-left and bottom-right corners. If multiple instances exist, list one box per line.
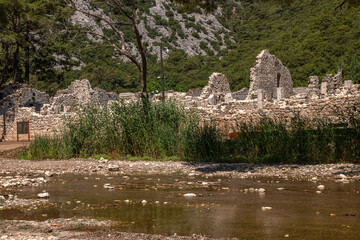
left=277, top=73, right=281, bottom=87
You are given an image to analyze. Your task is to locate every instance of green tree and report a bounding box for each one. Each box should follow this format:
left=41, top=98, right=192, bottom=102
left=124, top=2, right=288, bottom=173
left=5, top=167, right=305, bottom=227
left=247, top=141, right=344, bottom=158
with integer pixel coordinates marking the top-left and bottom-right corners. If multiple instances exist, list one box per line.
left=0, top=0, right=66, bottom=87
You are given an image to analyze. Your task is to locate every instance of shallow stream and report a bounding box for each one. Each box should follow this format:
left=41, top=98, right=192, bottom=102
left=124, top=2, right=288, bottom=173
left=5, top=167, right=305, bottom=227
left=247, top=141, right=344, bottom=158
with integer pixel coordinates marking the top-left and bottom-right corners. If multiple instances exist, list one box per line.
left=1, top=174, right=359, bottom=239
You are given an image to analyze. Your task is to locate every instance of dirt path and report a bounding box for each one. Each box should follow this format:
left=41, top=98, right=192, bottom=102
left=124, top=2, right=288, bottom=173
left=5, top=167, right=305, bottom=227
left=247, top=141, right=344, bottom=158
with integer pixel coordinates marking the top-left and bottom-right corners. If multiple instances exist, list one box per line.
left=0, top=141, right=30, bottom=158
left=0, top=141, right=30, bottom=151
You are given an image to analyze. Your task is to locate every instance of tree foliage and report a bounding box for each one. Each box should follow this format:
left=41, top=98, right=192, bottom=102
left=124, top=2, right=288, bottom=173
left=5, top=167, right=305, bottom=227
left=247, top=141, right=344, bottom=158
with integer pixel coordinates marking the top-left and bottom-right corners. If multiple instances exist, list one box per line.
left=1, top=0, right=360, bottom=95
left=0, top=0, right=68, bottom=89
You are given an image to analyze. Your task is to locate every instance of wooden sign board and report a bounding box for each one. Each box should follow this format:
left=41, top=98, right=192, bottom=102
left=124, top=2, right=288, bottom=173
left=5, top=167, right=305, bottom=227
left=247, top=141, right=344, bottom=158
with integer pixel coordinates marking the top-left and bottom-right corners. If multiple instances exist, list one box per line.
left=17, top=121, right=30, bottom=141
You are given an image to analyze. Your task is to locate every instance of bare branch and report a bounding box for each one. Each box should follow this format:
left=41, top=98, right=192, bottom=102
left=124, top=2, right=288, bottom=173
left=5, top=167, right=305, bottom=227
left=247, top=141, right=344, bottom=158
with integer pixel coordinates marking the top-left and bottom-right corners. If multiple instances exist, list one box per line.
left=66, top=0, right=131, bottom=53
left=109, top=0, right=134, bottom=21
left=67, top=29, right=141, bottom=71
left=66, top=3, right=130, bottom=27
left=335, top=0, right=347, bottom=14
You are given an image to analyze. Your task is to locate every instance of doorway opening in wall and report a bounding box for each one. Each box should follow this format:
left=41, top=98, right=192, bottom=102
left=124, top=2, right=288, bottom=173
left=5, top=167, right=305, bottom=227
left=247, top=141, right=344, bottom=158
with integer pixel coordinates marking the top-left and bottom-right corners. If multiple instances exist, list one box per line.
left=277, top=73, right=281, bottom=88
left=17, top=121, right=30, bottom=142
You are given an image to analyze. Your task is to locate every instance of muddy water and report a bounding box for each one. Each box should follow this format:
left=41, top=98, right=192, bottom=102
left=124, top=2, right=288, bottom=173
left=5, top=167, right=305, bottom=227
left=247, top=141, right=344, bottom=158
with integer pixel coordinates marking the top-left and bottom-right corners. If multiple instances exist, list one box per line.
left=1, top=174, right=360, bottom=239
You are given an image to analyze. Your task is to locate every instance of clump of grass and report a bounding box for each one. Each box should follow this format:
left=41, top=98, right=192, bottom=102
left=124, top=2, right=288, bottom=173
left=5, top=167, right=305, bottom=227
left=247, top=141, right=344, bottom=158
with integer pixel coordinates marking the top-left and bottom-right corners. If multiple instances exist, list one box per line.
left=230, top=107, right=360, bottom=163
left=21, top=100, right=360, bottom=164
left=21, top=100, right=223, bottom=161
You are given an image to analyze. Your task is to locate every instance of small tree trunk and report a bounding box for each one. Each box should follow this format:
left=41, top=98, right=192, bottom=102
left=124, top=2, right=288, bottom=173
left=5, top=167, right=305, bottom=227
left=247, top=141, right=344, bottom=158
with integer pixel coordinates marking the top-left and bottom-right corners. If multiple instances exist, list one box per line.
left=13, top=43, right=20, bottom=83
left=13, top=14, right=21, bottom=84
left=0, top=43, right=10, bottom=87
left=25, top=33, right=30, bottom=85
left=132, top=0, right=148, bottom=99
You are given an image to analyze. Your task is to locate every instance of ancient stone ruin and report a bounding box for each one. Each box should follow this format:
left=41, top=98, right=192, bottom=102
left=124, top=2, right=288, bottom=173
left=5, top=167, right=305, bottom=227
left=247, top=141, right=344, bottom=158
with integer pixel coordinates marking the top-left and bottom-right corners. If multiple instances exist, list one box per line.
left=0, top=79, right=118, bottom=141
left=247, top=50, right=293, bottom=100
left=320, top=70, right=343, bottom=95
left=200, top=73, right=231, bottom=105
left=1, top=49, right=359, bottom=141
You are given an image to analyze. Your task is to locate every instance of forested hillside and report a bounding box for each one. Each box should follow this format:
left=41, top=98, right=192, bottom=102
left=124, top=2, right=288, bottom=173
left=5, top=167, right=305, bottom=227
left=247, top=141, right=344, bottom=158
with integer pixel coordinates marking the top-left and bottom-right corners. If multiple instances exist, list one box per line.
left=0, top=0, right=359, bottom=95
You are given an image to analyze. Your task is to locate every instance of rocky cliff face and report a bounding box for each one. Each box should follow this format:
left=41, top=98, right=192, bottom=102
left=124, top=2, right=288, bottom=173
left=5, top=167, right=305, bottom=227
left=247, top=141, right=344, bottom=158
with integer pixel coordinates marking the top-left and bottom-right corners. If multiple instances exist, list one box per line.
left=71, top=0, right=235, bottom=59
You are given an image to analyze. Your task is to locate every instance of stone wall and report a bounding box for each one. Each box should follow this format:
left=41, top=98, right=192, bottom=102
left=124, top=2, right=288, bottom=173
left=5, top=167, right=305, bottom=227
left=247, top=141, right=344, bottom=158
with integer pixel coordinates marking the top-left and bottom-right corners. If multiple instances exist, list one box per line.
left=247, top=50, right=293, bottom=100
left=1, top=78, right=360, bottom=141
left=0, top=106, right=71, bottom=141
left=0, top=79, right=116, bottom=141
left=200, top=73, right=231, bottom=105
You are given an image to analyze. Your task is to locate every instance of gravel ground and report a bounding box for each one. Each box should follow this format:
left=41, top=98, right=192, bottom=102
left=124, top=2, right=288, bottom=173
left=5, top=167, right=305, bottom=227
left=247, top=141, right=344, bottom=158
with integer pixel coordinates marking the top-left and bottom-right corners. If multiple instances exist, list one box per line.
left=0, top=218, right=237, bottom=240
left=0, top=158, right=359, bottom=182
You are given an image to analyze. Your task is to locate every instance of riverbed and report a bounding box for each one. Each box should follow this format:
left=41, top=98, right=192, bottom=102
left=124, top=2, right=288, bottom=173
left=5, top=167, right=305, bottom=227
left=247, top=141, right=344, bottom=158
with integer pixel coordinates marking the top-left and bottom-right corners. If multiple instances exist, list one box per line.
left=1, top=164, right=359, bottom=240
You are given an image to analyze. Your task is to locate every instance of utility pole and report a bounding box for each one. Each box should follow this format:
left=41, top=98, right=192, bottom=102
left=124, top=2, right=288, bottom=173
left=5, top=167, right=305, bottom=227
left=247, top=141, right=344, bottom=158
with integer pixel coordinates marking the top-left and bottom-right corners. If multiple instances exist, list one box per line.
left=160, top=42, right=165, bottom=101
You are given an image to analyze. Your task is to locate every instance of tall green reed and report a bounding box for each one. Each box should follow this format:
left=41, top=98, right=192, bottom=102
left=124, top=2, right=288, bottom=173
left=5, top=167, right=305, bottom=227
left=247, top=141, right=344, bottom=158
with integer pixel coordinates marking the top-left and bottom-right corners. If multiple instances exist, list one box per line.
left=21, top=100, right=223, bottom=160
left=20, top=100, right=360, bottom=163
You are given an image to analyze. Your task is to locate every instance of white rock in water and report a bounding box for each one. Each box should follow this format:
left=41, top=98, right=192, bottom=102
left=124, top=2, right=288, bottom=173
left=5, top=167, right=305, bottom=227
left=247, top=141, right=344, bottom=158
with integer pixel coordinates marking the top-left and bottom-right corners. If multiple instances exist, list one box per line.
left=45, top=171, right=54, bottom=177
left=249, top=188, right=255, bottom=192
left=317, top=185, right=325, bottom=190
left=37, top=177, right=45, bottom=182
left=311, top=177, right=317, bottom=181
left=183, top=193, right=197, bottom=197
left=316, top=191, right=322, bottom=194
left=277, top=188, right=284, bottom=191
left=258, top=188, right=265, bottom=193
left=336, top=174, right=347, bottom=179
left=124, top=199, right=130, bottom=204
left=141, top=200, right=147, bottom=205
left=261, top=206, right=272, bottom=211
left=103, top=183, right=114, bottom=189
left=37, top=192, right=50, bottom=198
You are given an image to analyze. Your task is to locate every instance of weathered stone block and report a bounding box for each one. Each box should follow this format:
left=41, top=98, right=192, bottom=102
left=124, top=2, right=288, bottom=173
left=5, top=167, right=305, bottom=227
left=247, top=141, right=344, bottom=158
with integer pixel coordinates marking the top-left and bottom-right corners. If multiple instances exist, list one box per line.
left=321, top=81, right=328, bottom=95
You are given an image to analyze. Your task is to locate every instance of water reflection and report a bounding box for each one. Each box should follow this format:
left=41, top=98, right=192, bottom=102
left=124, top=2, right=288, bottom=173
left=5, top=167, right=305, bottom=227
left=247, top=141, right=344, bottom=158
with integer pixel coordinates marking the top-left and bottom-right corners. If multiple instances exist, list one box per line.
left=1, top=174, right=359, bottom=239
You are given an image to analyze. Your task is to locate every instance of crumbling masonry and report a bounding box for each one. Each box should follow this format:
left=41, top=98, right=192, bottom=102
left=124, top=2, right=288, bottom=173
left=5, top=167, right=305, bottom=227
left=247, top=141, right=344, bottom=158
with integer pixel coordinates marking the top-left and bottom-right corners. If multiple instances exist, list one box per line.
left=1, top=50, right=359, bottom=141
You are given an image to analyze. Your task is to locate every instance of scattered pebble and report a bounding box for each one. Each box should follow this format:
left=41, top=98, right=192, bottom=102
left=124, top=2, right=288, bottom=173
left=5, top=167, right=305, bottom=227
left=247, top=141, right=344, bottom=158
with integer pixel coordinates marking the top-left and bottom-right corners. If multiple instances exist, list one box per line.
left=183, top=193, right=197, bottom=197
left=37, top=192, right=50, bottom=198
left=45, top=171, right=54, bottom=177
left=262, top=206, right=272, bottom=211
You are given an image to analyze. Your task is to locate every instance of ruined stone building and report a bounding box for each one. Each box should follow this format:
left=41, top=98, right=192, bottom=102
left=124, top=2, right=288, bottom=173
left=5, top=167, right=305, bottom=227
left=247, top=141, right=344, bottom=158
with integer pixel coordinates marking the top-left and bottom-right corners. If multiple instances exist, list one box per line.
left=1, top=50, right=359, bottom=141
left=247, top=50, right=293, bottom=100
